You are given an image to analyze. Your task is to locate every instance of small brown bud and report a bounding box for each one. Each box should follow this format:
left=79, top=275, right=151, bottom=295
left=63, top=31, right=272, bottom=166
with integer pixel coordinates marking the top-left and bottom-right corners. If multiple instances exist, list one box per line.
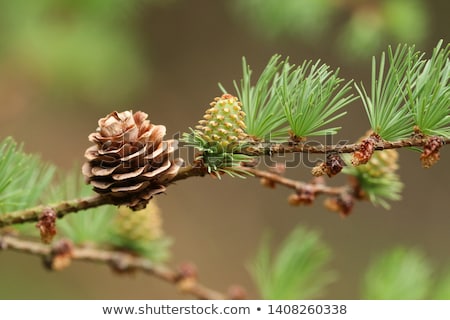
left=176, top=262, right=198, bottom=281
left=312, top=154, right=345, bottom=177
left=177, top=278, right=197, bottom=293
left=348, top=176, right=366, bottom=200
left=36, top=208, right=57, bottom=244
left=299, top=186, right=315, bottom=205
left=288, top=186, right=315, bottom=206
left=176, top=262, right=198, bottom=293
left=44, top=239, right=74, bottom=271
left=325, top=153, right=345, bottom=177
left=324, top=193, right=354, bottom=217
left=288, top=193, right=302, bottom=206
left=311, top=162, right=327, bottom=177
left=288, top=130, right=305, bottom=143
left=260, top=177, right=276, bottom=188
left=109, top=252, right=138, bottom=275
left=324, top=197, right=340, bottom=213
left=351, top=134, right=380, bottom=166
left=420, top=136, right=442, bottom=168
left=413, top=126, right=425, bottom=138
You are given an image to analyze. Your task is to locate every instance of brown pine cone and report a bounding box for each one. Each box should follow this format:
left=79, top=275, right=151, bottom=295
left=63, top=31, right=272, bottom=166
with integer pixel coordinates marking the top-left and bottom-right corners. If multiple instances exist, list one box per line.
left=82, top=111, right=183, bottom=210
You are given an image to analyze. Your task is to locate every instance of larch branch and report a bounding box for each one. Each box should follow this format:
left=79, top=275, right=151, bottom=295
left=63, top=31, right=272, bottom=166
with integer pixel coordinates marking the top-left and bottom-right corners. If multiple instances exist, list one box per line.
left=0, top=235, right=226, bottom=300
left=0, top=195, right=112, bottom=228
left=239, top=136, right=450, bottom=155
left=241, top=166, right=347, bottom=196
left=0, top=135, right=448, bottom=228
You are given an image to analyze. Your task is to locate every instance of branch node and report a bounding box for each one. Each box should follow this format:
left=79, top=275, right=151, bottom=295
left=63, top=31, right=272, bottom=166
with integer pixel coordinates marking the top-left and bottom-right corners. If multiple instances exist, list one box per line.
left=351, top=133, right=380, bottom=166
left=109, top=253, right=137, bottom=275
left=43, top=239, right=74, bottom=271
left=288, top=185, right=315, bottom=206
left=175, top=262, right=198, bottom=293
left=323, top=193, right=355, bottom=217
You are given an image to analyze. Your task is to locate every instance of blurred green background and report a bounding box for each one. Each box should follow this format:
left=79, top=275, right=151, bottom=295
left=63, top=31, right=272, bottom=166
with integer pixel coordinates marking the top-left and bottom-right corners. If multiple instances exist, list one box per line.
left=0, top=0, right=449, bottom=299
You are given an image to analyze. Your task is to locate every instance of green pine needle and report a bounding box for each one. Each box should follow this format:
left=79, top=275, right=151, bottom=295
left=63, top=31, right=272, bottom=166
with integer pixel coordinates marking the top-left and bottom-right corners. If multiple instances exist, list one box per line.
left=279, top=60, right=356, bottom=138
left=356, top=44, right=425, bottom=141
left=0, top=137, right=55, bottom=214
left=223, top=55, right=355, bottom=140
left=362, top=247, right=432, bottom=299
left=363, top=174, right=403, bottom=209
left=225, top=55, right=290, bottom=140
left=407, top=40, right=450, bottom=137
left=343, top=167, right=403, bottom=209
left=249, top=226, right=335, bottom=300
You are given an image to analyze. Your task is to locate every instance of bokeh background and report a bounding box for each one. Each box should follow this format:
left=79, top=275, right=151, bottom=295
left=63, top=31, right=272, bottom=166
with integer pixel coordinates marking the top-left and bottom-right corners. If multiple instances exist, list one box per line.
left=0, top=0, right=449, bottom=299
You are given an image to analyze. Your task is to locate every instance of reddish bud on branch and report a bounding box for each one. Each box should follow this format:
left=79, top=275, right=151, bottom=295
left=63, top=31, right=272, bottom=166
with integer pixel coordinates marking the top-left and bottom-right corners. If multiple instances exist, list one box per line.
left=36, top=208, right=57, bottom=244
left=420, top=136, right=443, bottom=168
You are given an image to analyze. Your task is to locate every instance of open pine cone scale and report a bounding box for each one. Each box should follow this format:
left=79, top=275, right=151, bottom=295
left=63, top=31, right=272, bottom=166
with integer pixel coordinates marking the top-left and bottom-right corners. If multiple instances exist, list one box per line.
left=82, top=111, right=183, bottom=210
